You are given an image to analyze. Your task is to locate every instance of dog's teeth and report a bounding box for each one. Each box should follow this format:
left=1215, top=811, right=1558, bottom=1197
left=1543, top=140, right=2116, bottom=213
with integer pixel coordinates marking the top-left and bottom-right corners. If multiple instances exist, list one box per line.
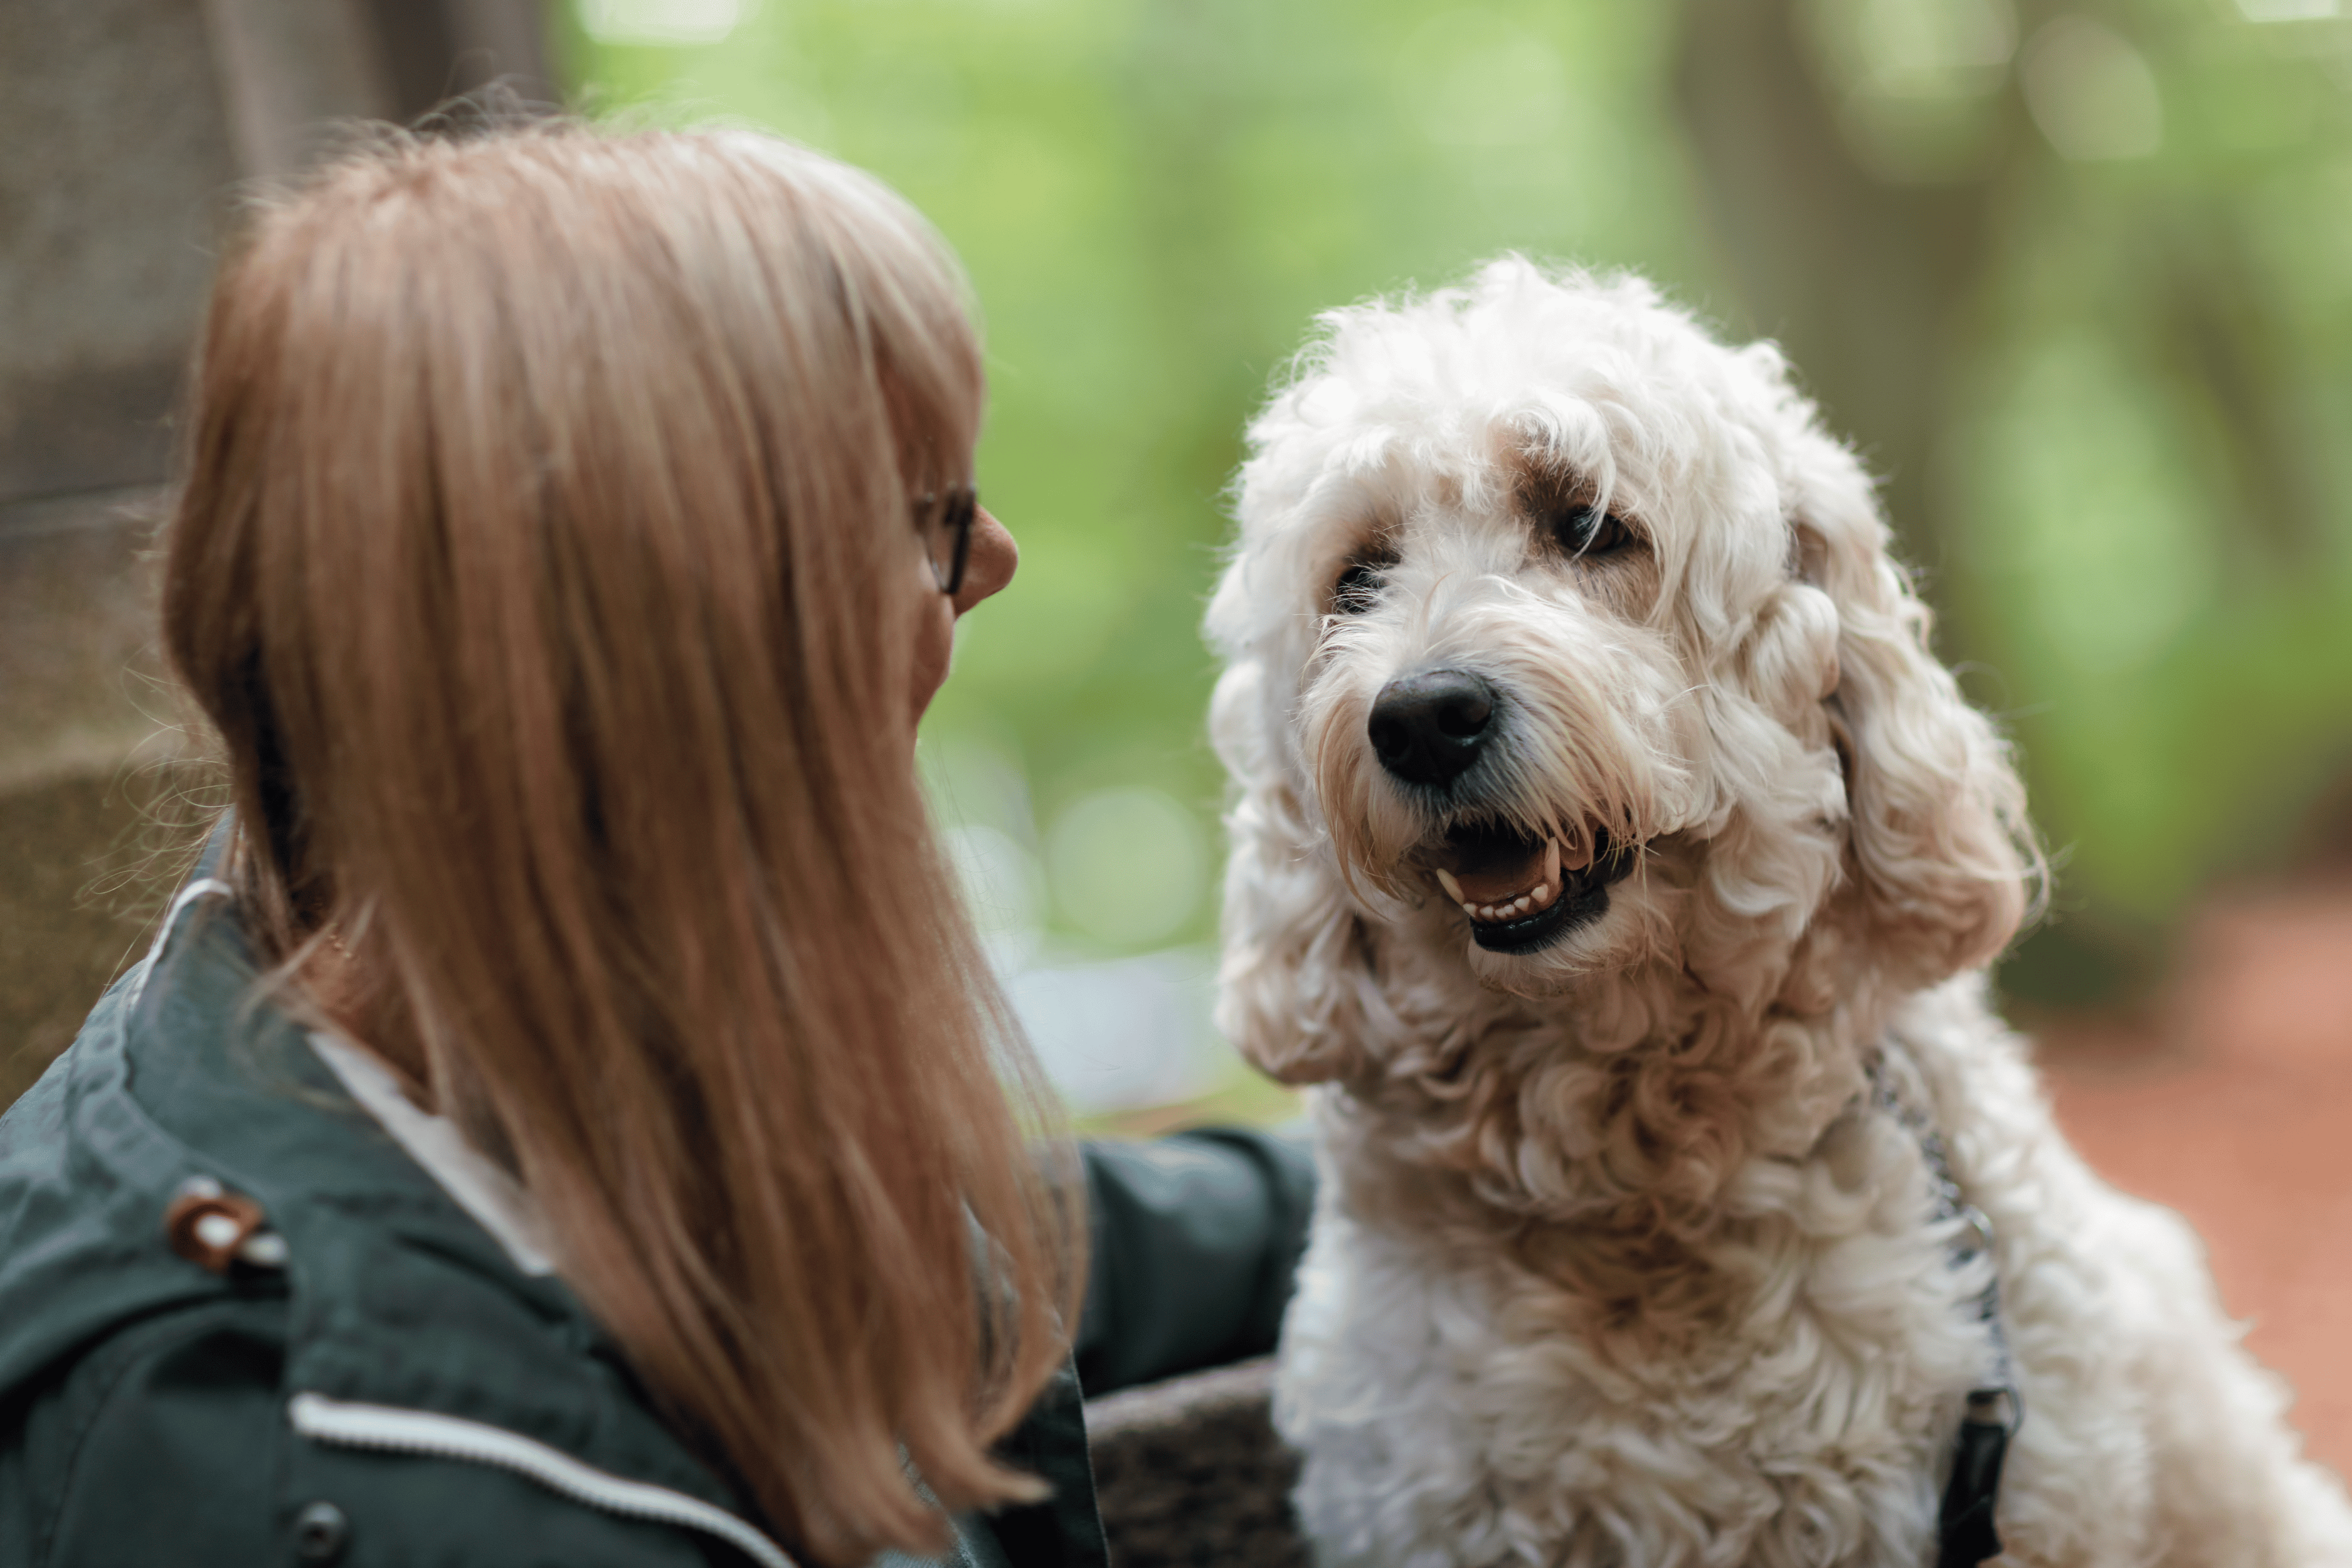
left=1459, top=901, right=1477, bottom=917
left=1532, top=882, right=1550, bottom=905
left=1436, top=867, right=1465, bottom=902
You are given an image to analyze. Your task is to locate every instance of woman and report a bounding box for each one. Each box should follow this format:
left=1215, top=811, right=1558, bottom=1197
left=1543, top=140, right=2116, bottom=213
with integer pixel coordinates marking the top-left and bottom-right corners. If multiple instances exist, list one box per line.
left=0, top=125, right=1308, bottom=1567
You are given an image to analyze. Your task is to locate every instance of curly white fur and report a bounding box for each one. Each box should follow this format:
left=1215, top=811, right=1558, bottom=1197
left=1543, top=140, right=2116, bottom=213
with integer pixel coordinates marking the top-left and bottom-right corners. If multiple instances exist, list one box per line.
left=1206, top=258, right=2352, bottom=1567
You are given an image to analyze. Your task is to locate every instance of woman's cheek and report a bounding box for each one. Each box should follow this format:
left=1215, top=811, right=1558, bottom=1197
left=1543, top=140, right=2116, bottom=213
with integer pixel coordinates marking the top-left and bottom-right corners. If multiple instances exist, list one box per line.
left=910, top=590, right=956, bottom=724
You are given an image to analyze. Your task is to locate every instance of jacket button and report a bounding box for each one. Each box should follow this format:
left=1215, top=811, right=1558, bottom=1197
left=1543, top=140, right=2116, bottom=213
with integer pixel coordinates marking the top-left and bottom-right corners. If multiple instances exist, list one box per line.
left=293, top=1500, right=349, bottom=1563
left=165, top=1177, right=269, bottom=1274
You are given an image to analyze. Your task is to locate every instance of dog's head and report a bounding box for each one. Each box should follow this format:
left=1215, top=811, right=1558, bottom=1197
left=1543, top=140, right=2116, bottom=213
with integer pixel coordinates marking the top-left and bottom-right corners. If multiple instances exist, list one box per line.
left=1208, top=260, right=2037, bottom=1081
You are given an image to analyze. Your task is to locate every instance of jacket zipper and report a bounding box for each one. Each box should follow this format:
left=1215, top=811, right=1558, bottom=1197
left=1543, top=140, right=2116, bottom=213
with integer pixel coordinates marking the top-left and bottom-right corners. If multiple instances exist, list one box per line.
left=287, top=1391, right=797, bottom=1568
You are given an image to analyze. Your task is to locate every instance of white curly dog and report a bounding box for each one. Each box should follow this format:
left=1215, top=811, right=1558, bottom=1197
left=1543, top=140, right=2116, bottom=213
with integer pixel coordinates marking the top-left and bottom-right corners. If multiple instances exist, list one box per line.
left=1205, top=258, right=2352, bottom=1567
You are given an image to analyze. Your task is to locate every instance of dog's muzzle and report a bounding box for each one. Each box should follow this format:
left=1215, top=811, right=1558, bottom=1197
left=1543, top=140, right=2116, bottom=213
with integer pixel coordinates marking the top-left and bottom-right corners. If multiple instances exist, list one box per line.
left=1365, top=666, right=1643, bottom=956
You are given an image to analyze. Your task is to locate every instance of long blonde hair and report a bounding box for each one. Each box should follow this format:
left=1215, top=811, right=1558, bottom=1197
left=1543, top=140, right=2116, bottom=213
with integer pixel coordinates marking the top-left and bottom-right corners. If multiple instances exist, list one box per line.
left=161, top=124, right=1079, bottom=1565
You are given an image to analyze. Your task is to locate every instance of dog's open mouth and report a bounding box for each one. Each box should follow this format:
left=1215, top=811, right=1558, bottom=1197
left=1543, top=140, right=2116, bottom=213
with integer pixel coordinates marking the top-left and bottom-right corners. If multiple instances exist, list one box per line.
left=1428, top=821, right=1636, bottom=955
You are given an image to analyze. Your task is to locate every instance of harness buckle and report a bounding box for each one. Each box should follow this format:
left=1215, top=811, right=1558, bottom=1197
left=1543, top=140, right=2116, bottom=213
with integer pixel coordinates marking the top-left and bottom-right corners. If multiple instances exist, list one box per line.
left=1954, top=1203, right=1996, bottom=1259
left=1963, top=1386, right=2019, bottom=1434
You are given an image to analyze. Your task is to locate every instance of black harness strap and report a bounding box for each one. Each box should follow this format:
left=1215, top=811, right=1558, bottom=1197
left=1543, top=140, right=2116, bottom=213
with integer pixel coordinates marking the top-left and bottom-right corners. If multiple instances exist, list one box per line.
left=1863, top=1051, right=2021, bottom=1568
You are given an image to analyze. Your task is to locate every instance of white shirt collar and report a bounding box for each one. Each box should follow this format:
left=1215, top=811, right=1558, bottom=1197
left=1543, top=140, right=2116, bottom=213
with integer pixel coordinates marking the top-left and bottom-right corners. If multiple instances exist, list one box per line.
left=307, top=1030, right=559, bottom=1276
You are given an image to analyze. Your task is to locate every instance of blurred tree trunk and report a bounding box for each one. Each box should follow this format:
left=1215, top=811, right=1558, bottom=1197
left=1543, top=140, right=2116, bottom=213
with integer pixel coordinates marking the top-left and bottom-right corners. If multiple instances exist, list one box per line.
left=1671, top=0, right=1996, bottom=603
left=1673, top=0, right=2125, bottom=991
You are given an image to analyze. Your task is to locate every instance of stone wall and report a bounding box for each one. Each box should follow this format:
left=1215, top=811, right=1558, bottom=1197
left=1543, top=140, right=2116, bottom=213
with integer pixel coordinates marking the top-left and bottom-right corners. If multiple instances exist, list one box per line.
left=0, top=0, right=548, bottom=1110
left=1086, top=1359, right=1309, bottom=1568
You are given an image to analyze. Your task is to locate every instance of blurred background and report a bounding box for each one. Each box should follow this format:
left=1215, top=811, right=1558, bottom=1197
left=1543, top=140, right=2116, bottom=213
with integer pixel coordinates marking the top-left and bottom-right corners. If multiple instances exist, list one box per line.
left=4, top=0, right=2350, bottom=1461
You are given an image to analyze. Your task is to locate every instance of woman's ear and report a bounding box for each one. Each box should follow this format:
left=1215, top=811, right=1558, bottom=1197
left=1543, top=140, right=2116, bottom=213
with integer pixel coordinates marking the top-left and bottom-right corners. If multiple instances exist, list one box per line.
left=1796, top=492, right=2042, bottom=987
left=1210, top=660, right=1373, bottom=1085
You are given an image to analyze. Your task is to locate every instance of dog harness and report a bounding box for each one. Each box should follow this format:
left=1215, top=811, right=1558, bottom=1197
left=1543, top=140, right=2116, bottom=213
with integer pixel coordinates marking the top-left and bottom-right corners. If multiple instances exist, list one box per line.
left=1863, top=1049, right=2022, bottom=1568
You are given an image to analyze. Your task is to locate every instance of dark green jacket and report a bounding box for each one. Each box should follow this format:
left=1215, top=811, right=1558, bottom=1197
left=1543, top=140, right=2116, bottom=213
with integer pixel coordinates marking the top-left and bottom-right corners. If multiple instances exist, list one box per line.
left=0, top=863, right=1313, bottom=1567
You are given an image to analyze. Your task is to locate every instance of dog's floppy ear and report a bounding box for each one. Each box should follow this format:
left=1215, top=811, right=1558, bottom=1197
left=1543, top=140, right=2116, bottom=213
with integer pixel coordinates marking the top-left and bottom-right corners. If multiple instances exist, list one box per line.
left=1210, top=660, right=1377, bottom=1084
left=1796, top=472, right=2040, bottom=985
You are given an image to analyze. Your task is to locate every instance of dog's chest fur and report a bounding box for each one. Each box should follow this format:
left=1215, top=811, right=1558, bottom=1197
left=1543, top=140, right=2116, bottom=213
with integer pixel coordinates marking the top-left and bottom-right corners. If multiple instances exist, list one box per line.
left=1276, top=1013, right=1993, bottom=1568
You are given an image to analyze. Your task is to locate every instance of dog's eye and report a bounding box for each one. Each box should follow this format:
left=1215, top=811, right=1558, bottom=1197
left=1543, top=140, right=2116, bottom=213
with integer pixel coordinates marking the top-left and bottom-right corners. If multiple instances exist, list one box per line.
left=1333, top=561, right=1385, bottom=614
left=1553, top=505, right=1636, bottom=560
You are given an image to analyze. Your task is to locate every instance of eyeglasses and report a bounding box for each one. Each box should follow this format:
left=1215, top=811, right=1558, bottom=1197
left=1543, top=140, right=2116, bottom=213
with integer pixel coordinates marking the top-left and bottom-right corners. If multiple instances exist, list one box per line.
left=916, top=487, right=977, bottom=596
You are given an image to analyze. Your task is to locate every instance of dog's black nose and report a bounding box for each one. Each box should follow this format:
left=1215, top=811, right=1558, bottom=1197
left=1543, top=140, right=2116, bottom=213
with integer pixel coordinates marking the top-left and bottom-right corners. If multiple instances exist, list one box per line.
left=1367, top=669, right=1496, bottom=787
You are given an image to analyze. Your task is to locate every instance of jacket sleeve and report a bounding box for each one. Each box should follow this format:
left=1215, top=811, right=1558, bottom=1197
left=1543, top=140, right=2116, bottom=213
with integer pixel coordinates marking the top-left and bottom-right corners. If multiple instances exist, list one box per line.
left=1071, top=1126, right=1316, bottom=1397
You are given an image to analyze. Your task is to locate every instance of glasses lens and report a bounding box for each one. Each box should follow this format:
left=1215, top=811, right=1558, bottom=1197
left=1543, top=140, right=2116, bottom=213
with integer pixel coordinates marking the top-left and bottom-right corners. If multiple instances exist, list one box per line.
left=931, top=489, right=976, bottom=595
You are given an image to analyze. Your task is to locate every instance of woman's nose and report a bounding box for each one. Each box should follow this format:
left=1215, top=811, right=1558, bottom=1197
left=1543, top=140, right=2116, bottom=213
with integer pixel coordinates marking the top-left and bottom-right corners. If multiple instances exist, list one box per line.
left=953, top=505, right=1018, bottom=616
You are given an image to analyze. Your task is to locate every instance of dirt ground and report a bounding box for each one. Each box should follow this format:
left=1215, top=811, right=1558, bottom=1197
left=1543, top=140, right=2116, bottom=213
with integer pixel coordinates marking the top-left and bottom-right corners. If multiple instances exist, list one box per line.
left=2035, top=887, right=2352, bottom=1480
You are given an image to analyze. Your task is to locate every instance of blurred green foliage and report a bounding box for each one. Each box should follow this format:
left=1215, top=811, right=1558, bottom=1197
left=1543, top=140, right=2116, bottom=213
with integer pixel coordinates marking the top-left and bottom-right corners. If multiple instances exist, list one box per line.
left=1942, top=6, right=2352, bottom=928
left=562, top=0, right=1715, bottom=955
left=565, top=0, right=2352, bottom=999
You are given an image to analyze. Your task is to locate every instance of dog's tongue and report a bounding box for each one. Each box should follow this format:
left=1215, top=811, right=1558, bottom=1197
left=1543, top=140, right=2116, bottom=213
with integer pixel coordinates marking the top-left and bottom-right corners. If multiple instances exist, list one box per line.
left=1448, top=839, right=1550, bottom=904
left=1436, top=826, right=1592, bottom=904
